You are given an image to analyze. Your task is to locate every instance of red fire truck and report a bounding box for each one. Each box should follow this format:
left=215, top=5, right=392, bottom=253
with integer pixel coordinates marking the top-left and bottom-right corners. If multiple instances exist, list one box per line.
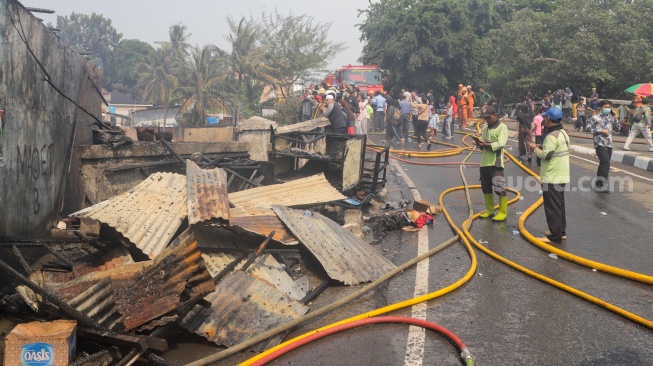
left=322, top=64, right=384, bottom=94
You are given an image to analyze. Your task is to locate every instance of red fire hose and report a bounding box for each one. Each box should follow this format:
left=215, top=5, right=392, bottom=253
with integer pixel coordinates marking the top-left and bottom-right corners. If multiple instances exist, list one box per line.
left=249, top=316, right=473, bottom=366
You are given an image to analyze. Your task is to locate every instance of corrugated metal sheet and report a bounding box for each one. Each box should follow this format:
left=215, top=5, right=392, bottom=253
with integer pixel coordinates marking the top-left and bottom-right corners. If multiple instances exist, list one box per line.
left=71, top=172, right=187, bottom=258
left=186, top=160, right=230, bottom=224
left=271, top=205, right=396, bottom=285
left=201, top=253, right=306, bottom=301
left=229, top=173, right=346, bottom=210
left=229, top=207, right=298, bottom=245
left=179, top=270, right=308, bottom=347
left=35, top=234, right=214, bottom=331
left=67, top=278, right=121, bottom=330
left=114, top=233, right=215, bottom=330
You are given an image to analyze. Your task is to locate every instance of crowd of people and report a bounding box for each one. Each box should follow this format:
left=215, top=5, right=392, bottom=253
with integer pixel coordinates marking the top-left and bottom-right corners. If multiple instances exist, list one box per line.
left=297, top=82, right=494, bottom=150
left=296, top=81, right=652, bottom=245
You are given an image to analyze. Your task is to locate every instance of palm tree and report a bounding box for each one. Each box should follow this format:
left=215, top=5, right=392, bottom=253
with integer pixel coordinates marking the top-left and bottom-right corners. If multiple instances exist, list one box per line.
left=225, top=16, right=278, bottom=121
left=177, top=45, right=230, bottom=127
left=169, top=23, right=192, bottom=59
left=138, top=47, right=179, bottom=126
left=155, top=22, right=192, bottom=62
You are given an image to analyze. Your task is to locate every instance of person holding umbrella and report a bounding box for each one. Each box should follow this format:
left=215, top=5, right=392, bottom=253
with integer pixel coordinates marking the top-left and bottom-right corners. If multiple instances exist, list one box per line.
left=624, top=83, right=653, bottom=151
left=623, top=98, right=653, bottom=151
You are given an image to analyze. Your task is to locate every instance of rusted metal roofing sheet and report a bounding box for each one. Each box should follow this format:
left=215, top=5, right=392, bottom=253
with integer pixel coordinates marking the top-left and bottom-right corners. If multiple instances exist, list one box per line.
left=114, top=233, right=215, bottom=330
left=229, top=207, right=298, bottom=245
left=228, top=173, right=346, bottom=210
left=186, top=160, right=230, bottom=224
left=71, top=172, right=187, bottom=258
left=179, top=270, right=308, bottom=347
left=33, top=234, right=214, bottom=331
left=201, top=252, right=306, bottom=301
left=67, top=278, right=121, bottom=330
left=271, top=205, right=396, bottom=285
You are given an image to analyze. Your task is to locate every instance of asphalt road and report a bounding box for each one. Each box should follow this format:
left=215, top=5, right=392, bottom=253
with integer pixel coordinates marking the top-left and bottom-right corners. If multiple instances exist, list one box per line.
left=171, top=123, right=653, bottom=366
left=264, top=125, right=653, bottom=366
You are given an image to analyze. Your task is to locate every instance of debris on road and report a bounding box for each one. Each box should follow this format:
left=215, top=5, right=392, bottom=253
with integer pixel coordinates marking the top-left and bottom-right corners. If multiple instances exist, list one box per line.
left=363, top=199, right=441, bottom=241
left=0, top=134, right=402, bottom=363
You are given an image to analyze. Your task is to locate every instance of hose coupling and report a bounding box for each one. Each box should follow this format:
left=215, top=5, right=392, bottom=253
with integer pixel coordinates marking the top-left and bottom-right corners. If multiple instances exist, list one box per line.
left=460, top=347, right=474, bottom=365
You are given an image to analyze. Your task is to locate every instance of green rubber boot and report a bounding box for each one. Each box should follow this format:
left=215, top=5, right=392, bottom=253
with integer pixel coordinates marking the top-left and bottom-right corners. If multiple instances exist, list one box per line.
left=479, top=194, right=495, bottom=218
left=492, top=196, right=509, bottom=222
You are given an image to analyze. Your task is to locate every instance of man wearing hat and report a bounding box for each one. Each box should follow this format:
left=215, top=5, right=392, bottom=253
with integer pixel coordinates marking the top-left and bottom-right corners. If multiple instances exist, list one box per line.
left=623, top=98, right=653, bottom=152
left=321, top=94, right=348, bottom=134
left=529, top=107, right=570, bottom=244
left=475, top=105, right=509, bottom=222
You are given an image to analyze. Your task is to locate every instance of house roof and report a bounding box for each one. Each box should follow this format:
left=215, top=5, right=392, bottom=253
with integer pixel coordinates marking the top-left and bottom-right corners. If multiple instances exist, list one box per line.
left=110, top=90, right=148, bottom=105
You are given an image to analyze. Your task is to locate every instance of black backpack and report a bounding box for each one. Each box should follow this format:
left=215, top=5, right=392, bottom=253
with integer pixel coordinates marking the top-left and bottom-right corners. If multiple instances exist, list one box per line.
left=632, top=106, right=646, bottom=123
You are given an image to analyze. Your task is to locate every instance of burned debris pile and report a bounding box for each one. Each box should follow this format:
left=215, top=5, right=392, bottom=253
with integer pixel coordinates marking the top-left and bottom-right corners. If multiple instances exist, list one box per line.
left=0, top=159, right=405, bottom=365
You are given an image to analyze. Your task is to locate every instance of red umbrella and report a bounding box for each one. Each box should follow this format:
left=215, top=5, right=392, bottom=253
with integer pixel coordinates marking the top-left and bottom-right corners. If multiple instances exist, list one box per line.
left=625, top=83, right=653, bottom=96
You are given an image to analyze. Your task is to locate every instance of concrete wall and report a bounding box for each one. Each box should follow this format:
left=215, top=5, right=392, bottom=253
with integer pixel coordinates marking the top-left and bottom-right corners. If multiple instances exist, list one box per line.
left=184, top=127, right=234, bottom=142
left=77, top=141, right=251, bottom=204
left=0, top=0, right=101, bottom=235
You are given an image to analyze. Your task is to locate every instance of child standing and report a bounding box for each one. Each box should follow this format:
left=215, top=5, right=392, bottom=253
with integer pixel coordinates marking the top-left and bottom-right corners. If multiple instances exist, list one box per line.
left=575, top=98, right=587, bottom=132
left=531, top=107, right=544, bottom=166
left=443, top=100, right=454, bottom=139
left=428, top=102, right=439, bottom=140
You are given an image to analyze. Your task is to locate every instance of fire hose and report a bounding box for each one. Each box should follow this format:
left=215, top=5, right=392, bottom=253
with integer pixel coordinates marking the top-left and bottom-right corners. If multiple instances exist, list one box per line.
left=188, top=128, right=653, bottom=366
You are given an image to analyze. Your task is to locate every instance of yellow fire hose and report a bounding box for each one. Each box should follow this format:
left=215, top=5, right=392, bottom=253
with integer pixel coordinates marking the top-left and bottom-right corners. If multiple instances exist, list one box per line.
left=188, top=128, right=652, bottom=366
left=506, top=152, right=653, bottom=285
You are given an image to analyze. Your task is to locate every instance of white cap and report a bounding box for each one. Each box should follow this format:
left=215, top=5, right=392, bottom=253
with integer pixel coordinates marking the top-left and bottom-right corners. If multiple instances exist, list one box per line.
left=325, top=95, right=334, bottom=100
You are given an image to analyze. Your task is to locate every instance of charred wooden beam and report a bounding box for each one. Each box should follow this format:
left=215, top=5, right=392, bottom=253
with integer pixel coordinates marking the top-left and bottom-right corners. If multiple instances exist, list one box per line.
left=224, top=167, right=261, bottom=188
left=241, top=231, right=275, bottom=271
left=0, top=236, right=81, bottom=243
left=159, top=139, right=185, bottom=164
left=25, top=7, right=55, bottom=13
left=77, top=328, right=168, bottom=353
left=69, top=348, right=122, bottom=366
left=11, top=246, right=32, bottom=275
left=0, top=258, right=107, bottom=331
left=213, top=253, right=247, bottom=284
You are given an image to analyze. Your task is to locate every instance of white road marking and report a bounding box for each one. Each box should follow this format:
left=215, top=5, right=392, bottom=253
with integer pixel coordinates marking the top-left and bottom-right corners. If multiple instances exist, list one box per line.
left=570, top=154, right=653, bottom=183
left=390, top=160, right=428, bottom=366
left=509, top=136, right=653, bottom=183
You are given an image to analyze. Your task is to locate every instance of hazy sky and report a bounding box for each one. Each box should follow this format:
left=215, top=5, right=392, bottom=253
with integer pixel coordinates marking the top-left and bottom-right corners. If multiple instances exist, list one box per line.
left=26, top=0, right=371, bottom=71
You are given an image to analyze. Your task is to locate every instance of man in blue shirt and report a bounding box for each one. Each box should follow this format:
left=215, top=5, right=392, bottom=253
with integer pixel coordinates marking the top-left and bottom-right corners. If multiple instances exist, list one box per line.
left=398, top=95, right=412, bottom=142
left=372, top=91, right=386, bottom=133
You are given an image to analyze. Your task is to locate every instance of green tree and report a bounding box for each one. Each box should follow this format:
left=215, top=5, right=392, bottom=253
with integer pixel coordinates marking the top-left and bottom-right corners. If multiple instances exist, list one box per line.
left=114, top=39, right=154, bottom=94
left=261, top=11, right=345, bottom=98
left=225, top=16, right=278, bottom=121
left=56, top=13, right=122, bottom=88
left=486, top=0, right=653, bottom=100
left=358, top=0, right=502, bottom=96
left=177, top=45, right=230, bottom=127
left=138, top=47, right=179, bottom=126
